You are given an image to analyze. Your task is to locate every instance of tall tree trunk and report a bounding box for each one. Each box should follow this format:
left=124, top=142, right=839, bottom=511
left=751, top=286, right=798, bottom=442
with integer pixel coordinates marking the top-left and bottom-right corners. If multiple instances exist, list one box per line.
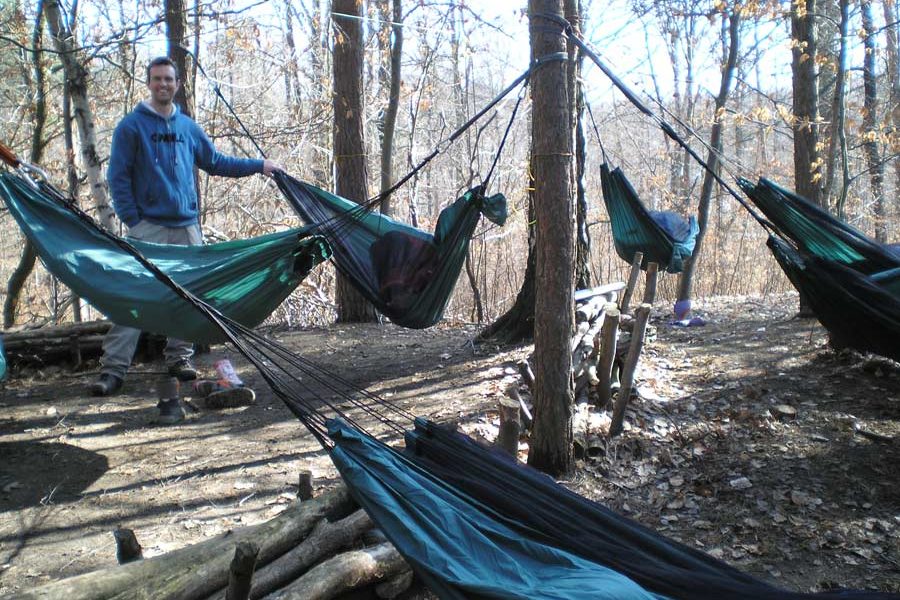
left=166, top=0, right=193, bottom=118
left=790, top=0, right=823, bottom=207
left=4, top=1, right=46, bottom=329
left=566, top=0, right=590, bottom=290
left=821, top=0, right=849, bottom=215
left=379, top=0, right=403, bottom=216
left=44, top=0, right=113, bottom=230
left=677, top=8, right=740, bottom=313
left=861, top=0, right=886, bottom=241
left=332, top=0, right=377, bottom=323
left=527, top=0, right=575, bottom=477
left=281, top=0, right=303, bottom=114
left=882, top=0, right=900, bottom=223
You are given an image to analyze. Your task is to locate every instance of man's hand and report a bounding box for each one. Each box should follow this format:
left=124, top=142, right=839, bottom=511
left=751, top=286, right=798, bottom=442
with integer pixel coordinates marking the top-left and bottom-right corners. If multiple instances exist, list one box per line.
left=263, top=159, right=283, bottom=176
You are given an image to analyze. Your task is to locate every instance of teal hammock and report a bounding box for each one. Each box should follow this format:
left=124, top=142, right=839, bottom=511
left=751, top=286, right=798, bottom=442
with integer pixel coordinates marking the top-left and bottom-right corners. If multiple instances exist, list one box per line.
left=275, top=172, right=507, bottom=329
left=0, top=336, right=6, bottom=381
left=600, top=164, right=699, bottom=274
left=737, top=177, right=900, bottom=274
left=738, top=177, right=900, bottom=361
left=0, top=171, right=331, bottom=344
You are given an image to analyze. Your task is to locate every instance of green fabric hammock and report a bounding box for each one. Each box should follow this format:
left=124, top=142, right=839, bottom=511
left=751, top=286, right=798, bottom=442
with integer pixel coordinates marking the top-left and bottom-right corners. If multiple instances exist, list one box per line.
left=275, top=172, right=507, bottom=329
left=0, top=172, right=331, bottom=343
left=737, top=177, right=900, bottom=274
left=600, top=164, right=699, bottom=274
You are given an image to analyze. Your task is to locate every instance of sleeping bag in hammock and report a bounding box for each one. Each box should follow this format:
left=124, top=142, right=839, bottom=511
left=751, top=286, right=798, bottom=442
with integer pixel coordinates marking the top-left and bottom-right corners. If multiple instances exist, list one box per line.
left=0, top=172, right=331, bottom=343
left=274, top=171, right=507, bottom=329
left=737, top=177, right=900, bottom=274
left=600, top=164, right=699, bottom=274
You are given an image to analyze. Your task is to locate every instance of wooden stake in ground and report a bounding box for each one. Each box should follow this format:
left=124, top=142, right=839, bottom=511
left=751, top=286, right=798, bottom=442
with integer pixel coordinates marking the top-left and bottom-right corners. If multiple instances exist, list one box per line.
left=225, top=542, right=259, bottom=600
left=642, top=262, right=658, bottom=305
left=496, top=387, right=522, bottom=457
left=113, top=527, right=142, bottom=565
left=595, top=304, right=620, bottom=410
left=609, top=303, right=651, bottom=437
left=619, top=252, right=644, bottom=313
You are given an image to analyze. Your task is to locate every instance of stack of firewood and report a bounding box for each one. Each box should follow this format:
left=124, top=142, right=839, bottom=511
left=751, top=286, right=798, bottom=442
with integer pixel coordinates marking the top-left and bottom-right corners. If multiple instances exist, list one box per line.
left=571, top=283, right=626, bottom=406
left=11, top=485, right=415, bottom=600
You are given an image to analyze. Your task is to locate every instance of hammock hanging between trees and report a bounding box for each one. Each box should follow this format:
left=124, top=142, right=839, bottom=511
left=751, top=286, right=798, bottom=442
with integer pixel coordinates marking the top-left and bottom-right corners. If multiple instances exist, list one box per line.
left=599, top=163, right=699, bottom=273
left=0, top=167, right=331, bottom=344
left=274, top=173, right=506, bottom=329
left=202, top=58, right=533, bottom=329
left=737, top=177, right=900, bottom=274
left=586, top=103, right=698, bottom=274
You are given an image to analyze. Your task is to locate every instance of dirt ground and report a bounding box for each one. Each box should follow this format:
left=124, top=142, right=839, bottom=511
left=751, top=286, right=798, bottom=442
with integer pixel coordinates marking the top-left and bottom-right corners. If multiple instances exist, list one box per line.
left=0, top=292, right=898, bottom=597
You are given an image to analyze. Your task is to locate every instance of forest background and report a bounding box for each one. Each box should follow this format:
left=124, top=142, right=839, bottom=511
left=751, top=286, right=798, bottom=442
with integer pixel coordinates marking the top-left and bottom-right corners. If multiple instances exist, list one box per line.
left=0, top=0, right=897, bottom=337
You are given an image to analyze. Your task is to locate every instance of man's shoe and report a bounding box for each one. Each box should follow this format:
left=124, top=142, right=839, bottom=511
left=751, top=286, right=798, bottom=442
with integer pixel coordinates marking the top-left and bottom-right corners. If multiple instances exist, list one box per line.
left=157, top=398, right=186, bottom=424
left=167, top=359, right=198, bottom=381
left=91, top=373, right=123, bottom=397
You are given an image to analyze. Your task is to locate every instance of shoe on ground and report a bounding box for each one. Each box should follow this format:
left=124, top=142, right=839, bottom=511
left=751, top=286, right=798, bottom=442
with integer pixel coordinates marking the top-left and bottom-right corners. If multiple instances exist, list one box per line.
left=167, top=359, right=198, bottom=381
left=91, top=373, right=123, bottom=397
left=157, top=398, right=186, bottom=424
left=203, top=386, right=256, bottom=409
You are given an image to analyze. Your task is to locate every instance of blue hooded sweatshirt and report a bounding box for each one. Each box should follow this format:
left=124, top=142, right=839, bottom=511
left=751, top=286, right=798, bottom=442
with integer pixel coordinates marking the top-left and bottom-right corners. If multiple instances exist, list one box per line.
left=108, top=102, right=264, bottom=228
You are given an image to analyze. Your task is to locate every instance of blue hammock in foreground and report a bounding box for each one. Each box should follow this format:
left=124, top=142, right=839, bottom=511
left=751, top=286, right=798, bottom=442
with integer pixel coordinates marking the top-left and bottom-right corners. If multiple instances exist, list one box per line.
left=274, top=171, right=507, bottom=329
left=0, top=171, right=331, bottom=343
left=600, top=164, right=699, bottom=274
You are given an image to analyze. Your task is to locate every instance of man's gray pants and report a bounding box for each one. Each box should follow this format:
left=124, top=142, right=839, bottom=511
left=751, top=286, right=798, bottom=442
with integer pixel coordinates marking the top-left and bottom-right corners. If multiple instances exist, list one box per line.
left=99, top=221, right=202, bottom=380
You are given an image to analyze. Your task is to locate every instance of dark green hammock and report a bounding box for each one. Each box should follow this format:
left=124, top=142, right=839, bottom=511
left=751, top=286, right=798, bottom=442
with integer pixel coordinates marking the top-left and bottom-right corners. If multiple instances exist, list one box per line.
left=600, top=164, right=699, bottom=273
left=737, top=177, right=900, bottom=360
left=767, top=236, right=900, bottom=362
left=274, top=171, right=507, bottom=329
left=0, top=172, right=331, bottom=343
left=737, top=177, right=900, bottom=274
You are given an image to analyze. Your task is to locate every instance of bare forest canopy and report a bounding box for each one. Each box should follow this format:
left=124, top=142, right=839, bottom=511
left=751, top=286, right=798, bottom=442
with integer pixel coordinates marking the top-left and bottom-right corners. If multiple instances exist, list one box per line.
left=1, top=0, right=898, bottom=330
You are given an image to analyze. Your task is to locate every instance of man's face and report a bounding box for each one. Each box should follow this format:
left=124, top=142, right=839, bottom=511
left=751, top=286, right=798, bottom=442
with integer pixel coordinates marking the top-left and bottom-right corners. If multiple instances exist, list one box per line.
left=147, top=64, right=179, bottom=105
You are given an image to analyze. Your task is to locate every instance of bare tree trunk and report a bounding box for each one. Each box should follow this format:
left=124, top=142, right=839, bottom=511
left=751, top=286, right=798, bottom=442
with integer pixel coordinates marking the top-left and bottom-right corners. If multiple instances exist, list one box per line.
left=527, top=0, right=575, bottom=477
left=378, top=0, right=402, bottom=216
left=4, top=0, right=46, bottom=329
left=861, top=0, right=886, bottom=241
left=791, top=0, right=823, bottom=207
left=676, top=8, right=740, bottom=313
left=882, top=0, right=900, bottom=229
left=281, top=0, right=303, bottom=114
left=332, top=0, right=377, bottom=323
left=166, top=0, right=193, bottom=118
left=566, top=0, right=590, bottom=290
left=44, top=0, right=114, bottom=230
left=821, top=0, right=849, bottom=215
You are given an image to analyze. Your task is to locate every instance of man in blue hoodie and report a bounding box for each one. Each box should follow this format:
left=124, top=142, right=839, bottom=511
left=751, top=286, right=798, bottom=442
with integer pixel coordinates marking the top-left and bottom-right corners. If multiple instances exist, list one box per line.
left=92, top=57, right=278, bottom=423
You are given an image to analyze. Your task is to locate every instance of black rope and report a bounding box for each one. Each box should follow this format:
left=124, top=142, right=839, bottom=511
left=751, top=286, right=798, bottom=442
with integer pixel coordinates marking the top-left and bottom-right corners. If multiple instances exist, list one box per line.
left=482, top=76, right=529, bottom=191
left=178, top=45, right=268, bottom=159
left=585, top=101, right=607, bottom=164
